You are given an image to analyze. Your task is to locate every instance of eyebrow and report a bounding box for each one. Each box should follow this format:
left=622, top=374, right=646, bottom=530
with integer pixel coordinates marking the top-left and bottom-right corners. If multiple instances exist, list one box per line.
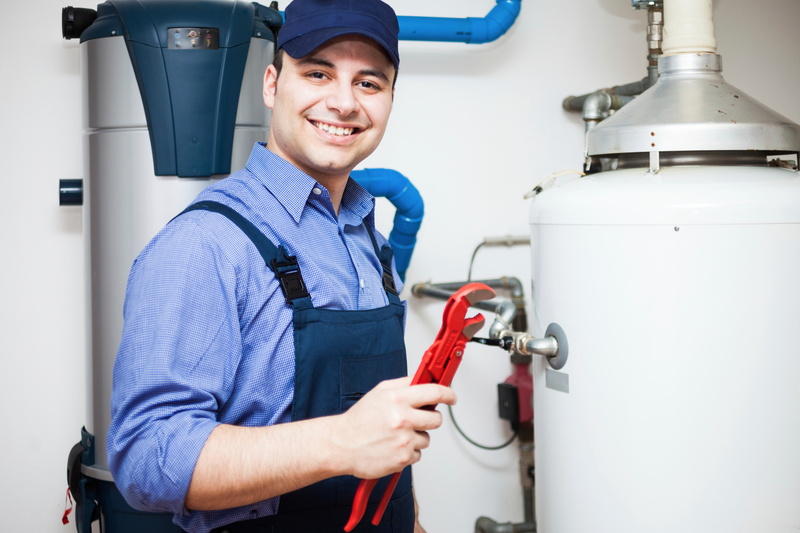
left=297, top=56, right=391, bottom=84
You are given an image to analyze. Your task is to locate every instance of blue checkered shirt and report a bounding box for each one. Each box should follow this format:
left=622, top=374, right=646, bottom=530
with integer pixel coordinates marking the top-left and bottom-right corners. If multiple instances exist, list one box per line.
left=108, top=143, right=403, bottom=533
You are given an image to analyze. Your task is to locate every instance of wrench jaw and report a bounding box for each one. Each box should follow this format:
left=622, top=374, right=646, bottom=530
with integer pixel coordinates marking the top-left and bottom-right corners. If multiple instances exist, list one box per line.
left=461, top=316, right=486, bottom=342
left=465, top=287, right=496, bottom=306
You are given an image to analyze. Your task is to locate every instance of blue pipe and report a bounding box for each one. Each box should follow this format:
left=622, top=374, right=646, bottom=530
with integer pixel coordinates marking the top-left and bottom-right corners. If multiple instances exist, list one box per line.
left=278, top=1, right=522, bottom=44
left=350, top=168, right=424, bottom=282
left=397, top=0, right=521, bottom=44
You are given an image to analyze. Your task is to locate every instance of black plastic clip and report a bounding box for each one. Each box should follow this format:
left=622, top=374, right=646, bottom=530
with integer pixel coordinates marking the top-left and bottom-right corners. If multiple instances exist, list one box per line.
left=271, top=254, right=310, bottom=302
left=381, top=264, right=398, bottom=296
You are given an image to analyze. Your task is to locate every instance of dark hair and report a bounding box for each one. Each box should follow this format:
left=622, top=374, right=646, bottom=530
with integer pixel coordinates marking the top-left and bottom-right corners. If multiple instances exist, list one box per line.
left=271, top=47, right=398, bottom=88
left=272, top=48, right=286, bottom=77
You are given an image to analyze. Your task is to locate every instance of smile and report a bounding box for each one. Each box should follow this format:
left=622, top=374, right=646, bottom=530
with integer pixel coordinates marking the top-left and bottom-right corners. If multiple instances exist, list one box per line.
left=312, top=120, right=357, bottom=136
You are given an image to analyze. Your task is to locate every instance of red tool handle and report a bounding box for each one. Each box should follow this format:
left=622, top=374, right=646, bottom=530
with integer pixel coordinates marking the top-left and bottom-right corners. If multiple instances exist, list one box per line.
left=344, top=478, right=379, bottom=532
left=344, top=282, right=495, bottom=531
left=372, top=471, right=402, bottom=526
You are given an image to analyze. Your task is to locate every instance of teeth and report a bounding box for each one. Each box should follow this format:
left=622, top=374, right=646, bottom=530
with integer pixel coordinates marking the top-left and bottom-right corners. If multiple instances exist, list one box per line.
left=314, top=121, right=353, bottom=136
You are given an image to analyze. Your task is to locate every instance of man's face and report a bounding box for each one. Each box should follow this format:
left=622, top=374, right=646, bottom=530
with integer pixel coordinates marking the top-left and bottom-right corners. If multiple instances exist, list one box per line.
left=263, top=35, right=395, bottom=185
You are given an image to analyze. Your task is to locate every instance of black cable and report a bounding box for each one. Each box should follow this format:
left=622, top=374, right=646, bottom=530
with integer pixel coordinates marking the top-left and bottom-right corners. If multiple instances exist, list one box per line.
left=447, top=404, right=518, bottom=451
left=470, top=336, right=514, bottom=350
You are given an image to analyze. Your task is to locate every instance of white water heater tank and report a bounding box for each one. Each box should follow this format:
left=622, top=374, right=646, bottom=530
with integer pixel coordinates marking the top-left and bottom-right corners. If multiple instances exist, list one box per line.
left=530, top=51, right=800, bottom=532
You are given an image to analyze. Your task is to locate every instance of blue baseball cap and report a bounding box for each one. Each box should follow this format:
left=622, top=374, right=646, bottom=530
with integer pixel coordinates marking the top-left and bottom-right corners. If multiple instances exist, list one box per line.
left=277, top=0, right=400, bottom=69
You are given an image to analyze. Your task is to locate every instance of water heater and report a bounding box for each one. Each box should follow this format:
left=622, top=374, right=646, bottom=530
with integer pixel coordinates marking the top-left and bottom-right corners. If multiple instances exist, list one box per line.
left=61, top=1, right=280, bottom=531
left=530, top=28, right=800, bottom=533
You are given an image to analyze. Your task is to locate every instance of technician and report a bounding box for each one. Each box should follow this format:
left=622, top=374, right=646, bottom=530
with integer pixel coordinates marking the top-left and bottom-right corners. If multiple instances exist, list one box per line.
left=107, top=0, right=454, bottom=532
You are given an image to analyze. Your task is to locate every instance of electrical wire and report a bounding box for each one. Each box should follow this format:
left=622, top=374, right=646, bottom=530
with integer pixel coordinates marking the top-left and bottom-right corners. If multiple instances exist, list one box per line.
left=523, top=169, right=586, bottom=199
left=466, top=240, right=486, bottom=282
left=447, top=404, right=518, bottom=451
left=463, top=243, right=522, bottom=450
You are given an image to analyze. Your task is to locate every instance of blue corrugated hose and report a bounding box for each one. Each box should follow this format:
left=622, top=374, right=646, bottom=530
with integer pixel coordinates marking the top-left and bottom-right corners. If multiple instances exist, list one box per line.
left=351, top=168, right=424, bottom=282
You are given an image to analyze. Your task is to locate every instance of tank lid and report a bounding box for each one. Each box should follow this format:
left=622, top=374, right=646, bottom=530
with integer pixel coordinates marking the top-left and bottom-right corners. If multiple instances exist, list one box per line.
left=587, top=53, right=800, bottom=157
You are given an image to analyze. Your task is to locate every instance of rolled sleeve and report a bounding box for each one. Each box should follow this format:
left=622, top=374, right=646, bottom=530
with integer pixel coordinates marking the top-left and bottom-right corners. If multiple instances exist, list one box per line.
left=108, top=218, right=242, bottom=514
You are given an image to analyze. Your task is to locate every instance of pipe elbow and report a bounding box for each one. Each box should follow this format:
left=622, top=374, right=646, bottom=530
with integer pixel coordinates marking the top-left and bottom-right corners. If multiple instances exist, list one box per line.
left=352, top=168, right=425, bottom=224
left=351, top=168, right=415, bottom=206
left=583, top=91, right=612, bottom=121
left=468, top=0, right=521, bottom=43
left=489, top=300, right=517, bottom=339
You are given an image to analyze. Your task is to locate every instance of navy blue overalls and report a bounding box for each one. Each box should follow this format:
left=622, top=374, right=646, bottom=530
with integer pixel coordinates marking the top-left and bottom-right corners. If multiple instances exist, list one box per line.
left=183, top=201, right=415, bottom=533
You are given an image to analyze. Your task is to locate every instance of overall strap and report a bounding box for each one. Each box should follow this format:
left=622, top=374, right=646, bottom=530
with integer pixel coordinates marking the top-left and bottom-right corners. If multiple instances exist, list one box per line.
left=180, top=200, right=312, bottom=306
left=366, top=223, right=401, bottom=303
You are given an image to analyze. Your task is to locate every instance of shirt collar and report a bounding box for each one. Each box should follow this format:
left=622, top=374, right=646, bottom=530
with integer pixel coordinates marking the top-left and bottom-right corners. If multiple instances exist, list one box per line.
left=245, top=143, right=375, bottom=225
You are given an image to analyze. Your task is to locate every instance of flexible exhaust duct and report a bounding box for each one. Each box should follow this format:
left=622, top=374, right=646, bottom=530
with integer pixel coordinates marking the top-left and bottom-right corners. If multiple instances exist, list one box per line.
left=662, top=0, right=716, bottom=55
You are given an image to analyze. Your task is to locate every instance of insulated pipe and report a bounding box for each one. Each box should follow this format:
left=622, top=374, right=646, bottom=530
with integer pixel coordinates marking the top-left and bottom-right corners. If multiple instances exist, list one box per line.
left=350, top=168, right=424, bottom=282
left=277, top=1, right=521, bottom=44
left=397, top=0, right=521, bottom=44
left=662, top=0, right=716, bottom=54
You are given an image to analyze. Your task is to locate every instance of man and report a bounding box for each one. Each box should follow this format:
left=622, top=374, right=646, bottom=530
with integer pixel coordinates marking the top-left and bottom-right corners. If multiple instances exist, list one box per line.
left=107, top=0, right=455, bottom=532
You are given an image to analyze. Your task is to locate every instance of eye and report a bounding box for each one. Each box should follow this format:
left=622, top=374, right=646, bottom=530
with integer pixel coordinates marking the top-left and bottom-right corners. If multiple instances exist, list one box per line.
left=356, top=80, right=382, bottom=92
left=306, top=71, right=329, bottom=81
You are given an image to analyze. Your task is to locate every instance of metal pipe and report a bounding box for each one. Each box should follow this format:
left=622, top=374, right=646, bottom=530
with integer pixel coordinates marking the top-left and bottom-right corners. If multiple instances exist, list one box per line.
left=562, top=78, right=649, bottom=113
left=488, top=300, right=516, bottom=340
left=475, top=516, right=536, bottom=533
left=519, top=334, right=558, bottom=358
left=582, top=91, right=636, bottom=133
left=411, top=282, right=504, bottom=315
left=411, top=281, right=520, bottom=340
left=424, top=277, right=527, bottom=331
left=564, top=3, right=663, bottom=114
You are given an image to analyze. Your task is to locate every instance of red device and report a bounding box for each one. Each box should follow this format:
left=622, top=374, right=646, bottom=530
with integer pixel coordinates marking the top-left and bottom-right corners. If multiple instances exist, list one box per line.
left=344, top=282, right=496, bottom=531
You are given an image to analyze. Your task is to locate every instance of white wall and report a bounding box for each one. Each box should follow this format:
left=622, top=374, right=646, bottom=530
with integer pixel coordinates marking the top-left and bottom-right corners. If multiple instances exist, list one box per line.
left=2, top=0, right=798, bottom=531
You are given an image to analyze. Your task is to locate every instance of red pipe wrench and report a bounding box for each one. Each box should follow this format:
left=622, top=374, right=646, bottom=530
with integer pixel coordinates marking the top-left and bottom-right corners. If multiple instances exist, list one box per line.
left=344, top=282, right=496, bottom=531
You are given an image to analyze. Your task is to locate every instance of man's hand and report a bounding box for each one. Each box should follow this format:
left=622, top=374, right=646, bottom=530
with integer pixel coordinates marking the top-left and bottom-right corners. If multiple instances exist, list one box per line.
left=333, top=376, right=457, bottom=480
left=186, top=377, right=455, bottom=511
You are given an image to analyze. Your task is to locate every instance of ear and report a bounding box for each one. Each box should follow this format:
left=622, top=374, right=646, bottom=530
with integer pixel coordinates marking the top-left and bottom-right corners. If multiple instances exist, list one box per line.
left=263, top=64, right=278, bottom=109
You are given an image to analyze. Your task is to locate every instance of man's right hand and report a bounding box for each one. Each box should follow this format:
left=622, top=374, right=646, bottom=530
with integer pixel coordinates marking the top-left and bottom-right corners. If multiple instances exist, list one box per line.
left=332, top=376, right=457, bottom=480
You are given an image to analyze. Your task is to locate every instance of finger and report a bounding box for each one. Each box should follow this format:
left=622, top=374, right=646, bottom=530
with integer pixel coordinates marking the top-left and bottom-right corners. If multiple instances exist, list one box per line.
left=413, top=430, right=431, bottom=450
left=409, top=409, right=443, bottom=432
left=411, top=449, right=422, bottom=465
left=406, top=383, right=457, bottom=408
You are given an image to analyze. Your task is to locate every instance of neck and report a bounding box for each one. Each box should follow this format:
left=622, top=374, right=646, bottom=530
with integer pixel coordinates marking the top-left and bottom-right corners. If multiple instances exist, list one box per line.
left=316, top=175, right=348, bottom=215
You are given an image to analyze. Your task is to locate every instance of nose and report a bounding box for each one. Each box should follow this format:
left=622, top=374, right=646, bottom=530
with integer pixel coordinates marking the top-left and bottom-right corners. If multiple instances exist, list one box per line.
left=326, top=81, right=360, bottom=117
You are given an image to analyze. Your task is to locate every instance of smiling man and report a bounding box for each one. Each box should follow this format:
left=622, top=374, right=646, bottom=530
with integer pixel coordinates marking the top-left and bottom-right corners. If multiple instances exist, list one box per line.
left=265, top=34, right=395, bottom=211
left=106, top=1, right=454, bottom=532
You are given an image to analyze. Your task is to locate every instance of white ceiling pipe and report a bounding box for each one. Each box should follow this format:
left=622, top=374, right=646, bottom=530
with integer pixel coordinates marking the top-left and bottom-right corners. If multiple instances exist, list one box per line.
left=662, top=0, right=717, bottom=54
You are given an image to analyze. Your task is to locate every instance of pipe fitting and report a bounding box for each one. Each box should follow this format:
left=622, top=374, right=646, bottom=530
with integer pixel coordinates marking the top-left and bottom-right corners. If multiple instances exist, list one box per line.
left=518, top=334, right=558, bottom=358
left=488, top=300, right=516, bottom=340
left=583, top=91, right=612, bottom=122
